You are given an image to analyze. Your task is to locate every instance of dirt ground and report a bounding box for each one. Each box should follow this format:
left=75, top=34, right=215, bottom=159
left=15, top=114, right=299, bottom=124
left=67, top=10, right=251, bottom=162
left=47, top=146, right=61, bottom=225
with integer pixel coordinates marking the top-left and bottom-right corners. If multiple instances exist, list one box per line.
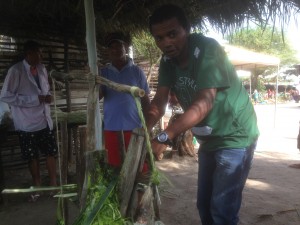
left=156, top=150, right=300, bottom=225
left=1, top=103, right=300, bottom=225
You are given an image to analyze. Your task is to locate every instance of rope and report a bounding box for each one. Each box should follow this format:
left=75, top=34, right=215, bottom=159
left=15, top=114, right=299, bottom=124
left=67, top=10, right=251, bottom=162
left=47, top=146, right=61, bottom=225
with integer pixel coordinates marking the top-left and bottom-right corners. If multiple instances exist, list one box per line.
left=130, top=86, right=159, bottom=184
left=51, top=78, right=65, bottom=222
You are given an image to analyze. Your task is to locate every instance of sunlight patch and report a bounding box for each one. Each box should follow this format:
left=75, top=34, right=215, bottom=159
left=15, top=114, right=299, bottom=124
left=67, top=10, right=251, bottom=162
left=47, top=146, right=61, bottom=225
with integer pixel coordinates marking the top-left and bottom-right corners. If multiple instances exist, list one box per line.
left=246, top=179, right=271, bottom=190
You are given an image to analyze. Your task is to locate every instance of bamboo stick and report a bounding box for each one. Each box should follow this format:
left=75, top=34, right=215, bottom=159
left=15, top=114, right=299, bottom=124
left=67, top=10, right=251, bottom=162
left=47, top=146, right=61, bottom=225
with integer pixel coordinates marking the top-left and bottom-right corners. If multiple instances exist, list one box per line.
left=1, top=184, right=77, bottom=194
left=96, top=76, right=145, bottom=97
left=49, top=70, right=145, bottom=97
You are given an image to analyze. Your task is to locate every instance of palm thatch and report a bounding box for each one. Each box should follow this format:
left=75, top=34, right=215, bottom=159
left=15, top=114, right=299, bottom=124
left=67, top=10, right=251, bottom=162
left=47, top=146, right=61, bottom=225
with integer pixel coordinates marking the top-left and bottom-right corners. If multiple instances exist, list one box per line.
left=0, top=0, right=299, bottom=44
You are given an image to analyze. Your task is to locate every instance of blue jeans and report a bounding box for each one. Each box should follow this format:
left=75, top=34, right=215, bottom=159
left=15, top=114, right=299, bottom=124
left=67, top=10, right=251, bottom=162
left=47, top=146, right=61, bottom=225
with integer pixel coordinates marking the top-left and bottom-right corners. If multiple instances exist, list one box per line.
left=197, top=142, right=257, bottom=225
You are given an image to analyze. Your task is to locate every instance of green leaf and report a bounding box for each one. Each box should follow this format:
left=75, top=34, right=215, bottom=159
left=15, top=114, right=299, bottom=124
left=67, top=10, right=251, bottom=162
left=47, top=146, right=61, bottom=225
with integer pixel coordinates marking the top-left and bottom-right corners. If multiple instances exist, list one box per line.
left=82, top=177, right=118, bottom=225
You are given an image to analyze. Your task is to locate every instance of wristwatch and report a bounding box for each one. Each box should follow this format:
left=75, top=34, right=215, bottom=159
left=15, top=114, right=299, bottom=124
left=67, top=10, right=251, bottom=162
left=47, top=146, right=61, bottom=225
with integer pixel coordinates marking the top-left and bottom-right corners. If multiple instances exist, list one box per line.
left=156, top=131, right=173, bottom=146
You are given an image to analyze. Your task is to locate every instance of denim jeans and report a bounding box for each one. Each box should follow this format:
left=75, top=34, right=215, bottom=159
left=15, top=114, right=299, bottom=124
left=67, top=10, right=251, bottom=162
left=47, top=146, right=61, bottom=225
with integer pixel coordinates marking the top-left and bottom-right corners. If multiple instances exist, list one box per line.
left=197, top=141, right=257, bottom=225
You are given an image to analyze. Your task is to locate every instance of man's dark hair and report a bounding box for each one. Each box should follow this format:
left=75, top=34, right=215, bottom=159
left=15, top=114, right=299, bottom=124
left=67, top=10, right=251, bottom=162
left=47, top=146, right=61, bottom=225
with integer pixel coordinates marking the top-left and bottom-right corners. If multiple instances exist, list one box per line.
left=149, top=4, right=190, bottom=33
left=23, top=40, right=40, bottom=54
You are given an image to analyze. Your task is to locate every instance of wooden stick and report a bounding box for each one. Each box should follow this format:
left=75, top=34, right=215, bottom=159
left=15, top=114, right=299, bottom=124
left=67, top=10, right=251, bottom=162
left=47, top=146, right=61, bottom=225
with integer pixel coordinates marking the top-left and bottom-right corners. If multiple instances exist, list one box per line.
left=96, top=76, right=145, bottom=97
left=119, top=128, right=145, bottom=217
left=84, top=0, right=103, bottom=152
left=49, top=70, right=145, bottom=98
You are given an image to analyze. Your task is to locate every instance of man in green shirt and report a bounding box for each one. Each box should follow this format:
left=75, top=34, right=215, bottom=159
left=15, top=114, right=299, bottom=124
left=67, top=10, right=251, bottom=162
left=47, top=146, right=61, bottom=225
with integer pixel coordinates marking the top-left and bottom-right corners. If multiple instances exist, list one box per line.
left=146, top=4, right=259, bottom=225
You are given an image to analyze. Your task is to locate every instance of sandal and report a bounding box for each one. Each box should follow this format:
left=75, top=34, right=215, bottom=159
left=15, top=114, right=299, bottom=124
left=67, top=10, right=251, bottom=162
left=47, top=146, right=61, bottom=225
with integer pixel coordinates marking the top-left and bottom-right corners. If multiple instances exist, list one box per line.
left=28, top=193, right=41, bottom=202
left=49, top=190, right=61, bottom=198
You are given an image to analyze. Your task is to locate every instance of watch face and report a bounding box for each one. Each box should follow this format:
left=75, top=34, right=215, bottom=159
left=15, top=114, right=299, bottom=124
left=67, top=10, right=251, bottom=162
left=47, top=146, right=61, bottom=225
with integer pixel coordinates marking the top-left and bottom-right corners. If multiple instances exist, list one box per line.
left=158, top=132, right=168, bottom=142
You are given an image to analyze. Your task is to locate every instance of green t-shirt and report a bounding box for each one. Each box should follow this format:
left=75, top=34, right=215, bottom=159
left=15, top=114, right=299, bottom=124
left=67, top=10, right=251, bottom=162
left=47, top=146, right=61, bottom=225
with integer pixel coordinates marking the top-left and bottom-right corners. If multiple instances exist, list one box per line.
left=158, top=33, right=259, bottom=151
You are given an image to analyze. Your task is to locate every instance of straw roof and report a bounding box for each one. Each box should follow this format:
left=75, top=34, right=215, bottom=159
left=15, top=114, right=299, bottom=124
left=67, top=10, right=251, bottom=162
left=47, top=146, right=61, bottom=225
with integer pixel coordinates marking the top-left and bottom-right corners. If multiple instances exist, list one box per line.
left=0, top=0, right=299, bottom=45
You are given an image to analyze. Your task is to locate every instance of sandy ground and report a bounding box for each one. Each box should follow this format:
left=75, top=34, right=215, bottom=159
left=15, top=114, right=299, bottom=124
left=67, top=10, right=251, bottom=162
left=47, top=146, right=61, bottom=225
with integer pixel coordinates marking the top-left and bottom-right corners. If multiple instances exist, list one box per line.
left=1, top=103, right=300, bottom=225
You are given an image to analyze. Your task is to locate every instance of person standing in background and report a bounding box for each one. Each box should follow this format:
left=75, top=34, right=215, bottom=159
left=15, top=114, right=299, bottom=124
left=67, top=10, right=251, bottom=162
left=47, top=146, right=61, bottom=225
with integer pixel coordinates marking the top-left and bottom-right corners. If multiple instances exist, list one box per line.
left=99, top=31, right=150, bottom=171
left=0, top=40, right=57, bottom=201
left=99, top=32, right=151, bottom=223
left=253, top=89, right=259, bottom=104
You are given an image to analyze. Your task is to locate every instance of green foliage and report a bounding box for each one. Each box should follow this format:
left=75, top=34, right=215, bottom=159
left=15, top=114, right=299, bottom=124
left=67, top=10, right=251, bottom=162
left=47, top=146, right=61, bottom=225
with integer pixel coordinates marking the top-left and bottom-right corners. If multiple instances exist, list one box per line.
left=132, top=31, right=161, bottom=65
left=73, top=165, right=130, bottom=225
left=227, top=26, right=299, bottom=66
left=257, top=77, right=266, bottom=93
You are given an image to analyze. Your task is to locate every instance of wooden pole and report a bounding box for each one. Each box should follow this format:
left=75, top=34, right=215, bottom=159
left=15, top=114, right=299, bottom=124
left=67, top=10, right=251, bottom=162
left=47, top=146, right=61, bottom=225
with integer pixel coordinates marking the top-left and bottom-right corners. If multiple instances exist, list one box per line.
left=60, top=121, right=69, bottom=225
left=84, top=0, right=102, bottom=152
left=80, top=0, right=102, bottom=209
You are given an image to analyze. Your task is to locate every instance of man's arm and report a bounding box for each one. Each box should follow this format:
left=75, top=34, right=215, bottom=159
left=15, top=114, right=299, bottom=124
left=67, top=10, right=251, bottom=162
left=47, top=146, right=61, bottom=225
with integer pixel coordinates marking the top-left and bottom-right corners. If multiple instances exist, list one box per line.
left=0, top=68, right=40, bottom=107
left=145, top=86, right=170, bottom=131
left=164, top=88, right=217, bottom=140
left=150, top=88, right=216, bottom=160
left=141, top=94, right=151, bottom=117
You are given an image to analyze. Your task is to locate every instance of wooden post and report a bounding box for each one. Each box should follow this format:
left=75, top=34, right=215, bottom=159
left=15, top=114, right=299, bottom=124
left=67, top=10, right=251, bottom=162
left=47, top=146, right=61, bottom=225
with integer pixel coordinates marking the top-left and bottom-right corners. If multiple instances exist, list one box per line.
left=118, top=128, right=145, bottom=217
left=60, top=121, right=69, bottom=224
left=77, top=125, right=87, bottom=208
left=84, top=0, right=102, bottom=152
left=80, top=0, right=102, bottom=211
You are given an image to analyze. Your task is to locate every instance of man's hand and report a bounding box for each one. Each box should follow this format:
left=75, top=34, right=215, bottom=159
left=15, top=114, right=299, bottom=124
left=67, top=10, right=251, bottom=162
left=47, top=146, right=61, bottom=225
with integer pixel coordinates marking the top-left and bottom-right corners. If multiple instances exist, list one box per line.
left=38, top=95, right=53, bottom=104
left=151, top=140, right=168, bottom=161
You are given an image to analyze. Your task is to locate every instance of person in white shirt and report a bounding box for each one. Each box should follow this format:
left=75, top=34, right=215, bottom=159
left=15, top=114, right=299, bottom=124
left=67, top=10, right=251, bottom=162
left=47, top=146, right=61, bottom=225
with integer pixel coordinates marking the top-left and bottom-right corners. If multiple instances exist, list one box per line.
left=0, top=40, right=57, bottom=197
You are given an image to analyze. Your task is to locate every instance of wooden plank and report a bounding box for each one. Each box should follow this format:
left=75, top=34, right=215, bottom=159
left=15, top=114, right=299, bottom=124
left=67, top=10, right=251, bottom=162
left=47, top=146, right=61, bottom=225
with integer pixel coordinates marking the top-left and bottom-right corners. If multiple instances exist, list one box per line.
left=59, top=120, right=69, bottom=225
left=77, top=125, right=86, bottom=206
left=119, top=127, right=145, bottom=217
left=60, top=121, right=69, bottom=184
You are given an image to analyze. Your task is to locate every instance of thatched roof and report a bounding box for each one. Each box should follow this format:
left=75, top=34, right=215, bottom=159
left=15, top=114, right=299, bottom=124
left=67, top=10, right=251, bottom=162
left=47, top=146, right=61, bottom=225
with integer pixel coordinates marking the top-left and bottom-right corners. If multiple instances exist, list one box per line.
left=0, top=0, right=299, bottom=45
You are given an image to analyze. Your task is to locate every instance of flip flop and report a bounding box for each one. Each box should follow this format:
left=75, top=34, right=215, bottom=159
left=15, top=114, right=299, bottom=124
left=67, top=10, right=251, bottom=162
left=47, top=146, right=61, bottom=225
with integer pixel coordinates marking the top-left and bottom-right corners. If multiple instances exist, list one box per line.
left=28, top=193, right=41, bottom=203
left=48, top=191, right=58, bottom=198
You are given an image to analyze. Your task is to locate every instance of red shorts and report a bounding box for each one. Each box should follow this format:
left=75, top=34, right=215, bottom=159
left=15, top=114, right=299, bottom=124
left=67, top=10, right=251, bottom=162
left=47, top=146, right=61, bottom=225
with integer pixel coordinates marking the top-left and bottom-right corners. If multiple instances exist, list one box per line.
left=104, top=130, right=148, bottom=172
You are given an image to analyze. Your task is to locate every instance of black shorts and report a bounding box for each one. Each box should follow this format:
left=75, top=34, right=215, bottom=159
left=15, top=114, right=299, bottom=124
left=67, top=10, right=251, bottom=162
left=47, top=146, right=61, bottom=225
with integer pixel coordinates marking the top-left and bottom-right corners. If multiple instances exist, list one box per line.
left=18, top=127, right=58, bottom=161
